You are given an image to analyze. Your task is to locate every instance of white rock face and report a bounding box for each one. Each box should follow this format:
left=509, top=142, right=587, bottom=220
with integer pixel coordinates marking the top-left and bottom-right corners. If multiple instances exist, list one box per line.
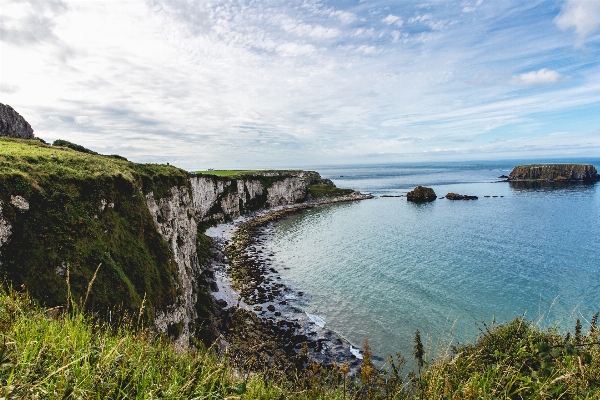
left=245, top=180, right=263, bottom=200
left=10, top=195, right=29, bottom=211
left=189, top=175, right=307, bottom=222
left=267, top=177, right=307, bottom=207
left=220, top=192, right=241, bottom=219
left=0, top=202, right=11, bottom=248
left=146, top=186, right=200, bottom=349
left=190, top=177, right=231, bottom=221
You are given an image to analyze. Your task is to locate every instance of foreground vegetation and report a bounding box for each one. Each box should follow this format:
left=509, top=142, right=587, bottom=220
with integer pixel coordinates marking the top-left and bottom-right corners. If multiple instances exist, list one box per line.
left=2, top=285, right=599, bottom=399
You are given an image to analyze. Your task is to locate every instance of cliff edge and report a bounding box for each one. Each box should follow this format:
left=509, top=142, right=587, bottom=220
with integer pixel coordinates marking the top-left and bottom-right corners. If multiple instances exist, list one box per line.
left=508, top=164, right=600, bottom=182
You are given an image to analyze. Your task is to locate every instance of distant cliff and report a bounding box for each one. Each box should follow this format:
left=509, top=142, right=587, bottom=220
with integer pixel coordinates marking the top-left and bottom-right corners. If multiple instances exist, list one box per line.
left=508, top=164, right=600, bottom=182
left=0, top=103, right=34, bottom=139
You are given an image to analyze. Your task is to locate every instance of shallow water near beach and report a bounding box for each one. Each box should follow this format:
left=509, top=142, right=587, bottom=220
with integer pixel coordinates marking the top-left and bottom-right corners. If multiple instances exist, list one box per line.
left=264, top=160, right=600, bottom=363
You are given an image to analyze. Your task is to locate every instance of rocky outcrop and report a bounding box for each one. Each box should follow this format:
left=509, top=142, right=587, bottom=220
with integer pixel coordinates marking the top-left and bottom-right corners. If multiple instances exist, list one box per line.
left=508, top=164, right=600, bottom=182
left=445, top=192, right=478, bottom=200
left=407, top=186, right=436, bottom=202
left=0, top=103, right=34, bottom=139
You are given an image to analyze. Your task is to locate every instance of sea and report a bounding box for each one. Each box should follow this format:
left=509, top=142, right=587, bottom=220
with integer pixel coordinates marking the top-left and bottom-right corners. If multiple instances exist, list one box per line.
left=262, top=159, right=600, bottom=363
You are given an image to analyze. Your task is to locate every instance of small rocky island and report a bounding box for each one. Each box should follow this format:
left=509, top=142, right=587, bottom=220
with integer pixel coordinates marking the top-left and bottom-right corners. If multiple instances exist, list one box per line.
left=508, top=164, right=600, bottom=182
left=445, top=192, right=478, bottom=200
left=406, top=186, right=436, bottom=202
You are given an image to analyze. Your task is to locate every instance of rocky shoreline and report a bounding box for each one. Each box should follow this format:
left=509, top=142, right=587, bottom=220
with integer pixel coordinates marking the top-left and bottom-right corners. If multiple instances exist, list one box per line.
left=204, top=192, right=374, bottom=373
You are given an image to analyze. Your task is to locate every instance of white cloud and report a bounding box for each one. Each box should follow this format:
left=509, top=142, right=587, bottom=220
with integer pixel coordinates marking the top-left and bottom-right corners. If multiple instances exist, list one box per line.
left=352, top=27, right=375, bottom=37
left=356, top=45, right=377, bottom=54
left=276, top=42, right=316, bottom=56
left=0, top=83, right=19, bottom=95
left=280, top=18, right=340, bottom=39
left=409, top=14, right=431, bottom=24
left=462, top=0, right=483, bottom=13
left=74, top=116, right=90, bottom=124
left=382, top=14, right=403, bottom=28
left=1, top=0, right=599, bottom=167
left=555, top=0, right=600, bottom=46
left=330, top=10, right=357, bottom=24
left=511, top=68, right=566, bottom=86
left=0, top=0, right=68, bottom=46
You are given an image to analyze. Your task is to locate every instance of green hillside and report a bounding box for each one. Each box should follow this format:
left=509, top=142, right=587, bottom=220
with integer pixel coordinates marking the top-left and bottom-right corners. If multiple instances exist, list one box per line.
left=0, top=138, right=189, bottom=325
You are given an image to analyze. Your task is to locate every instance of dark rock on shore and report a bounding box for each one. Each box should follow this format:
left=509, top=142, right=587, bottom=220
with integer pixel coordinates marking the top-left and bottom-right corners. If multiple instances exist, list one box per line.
left=508, top=164, right=600, bottom=182
left=0, top=103, right=34, bottom=139
left=406, top=186, right=436, bottom=202
left=498, top=174, right=509, bottom=179
left=445, top=192, right=478, bottom=200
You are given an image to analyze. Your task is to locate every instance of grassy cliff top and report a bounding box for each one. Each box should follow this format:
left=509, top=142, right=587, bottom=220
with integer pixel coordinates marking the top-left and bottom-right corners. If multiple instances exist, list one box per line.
left=195, top=169, right=261, bottom=177
left=0, top=138, right=187, bottom=185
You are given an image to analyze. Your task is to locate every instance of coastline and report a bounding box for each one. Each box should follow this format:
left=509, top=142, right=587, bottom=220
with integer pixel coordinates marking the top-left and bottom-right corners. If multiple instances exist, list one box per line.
left=204, top=192, right=373, bottom=371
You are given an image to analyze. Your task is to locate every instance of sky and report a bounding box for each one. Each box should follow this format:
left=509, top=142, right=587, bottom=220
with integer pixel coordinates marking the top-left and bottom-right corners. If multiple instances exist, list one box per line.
left=1, top=0, right=600, bottom=169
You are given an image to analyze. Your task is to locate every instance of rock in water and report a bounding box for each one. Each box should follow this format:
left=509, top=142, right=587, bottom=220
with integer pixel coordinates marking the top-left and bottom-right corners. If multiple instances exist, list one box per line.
left=445, top=192, right=478, bottom=200
left=0, top=103, right=34, bottom=139
left=406, top=186, right=436, bottom=202
left=508, top=164, right=600, bottom=182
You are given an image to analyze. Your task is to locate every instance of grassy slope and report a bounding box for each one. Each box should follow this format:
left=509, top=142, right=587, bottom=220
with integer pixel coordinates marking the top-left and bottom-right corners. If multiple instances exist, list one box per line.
left=2, top=287, right=599, bottom=399
left=0, top=138, right=190, bottom=326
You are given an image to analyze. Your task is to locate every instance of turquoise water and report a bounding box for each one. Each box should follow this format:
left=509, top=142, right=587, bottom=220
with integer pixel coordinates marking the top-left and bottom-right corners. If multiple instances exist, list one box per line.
left=266, top=161, right=600, bottom=361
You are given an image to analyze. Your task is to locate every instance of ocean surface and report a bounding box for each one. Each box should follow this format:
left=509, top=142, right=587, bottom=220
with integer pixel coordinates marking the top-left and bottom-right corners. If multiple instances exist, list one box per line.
left=263, top=160, right=600, bottom=363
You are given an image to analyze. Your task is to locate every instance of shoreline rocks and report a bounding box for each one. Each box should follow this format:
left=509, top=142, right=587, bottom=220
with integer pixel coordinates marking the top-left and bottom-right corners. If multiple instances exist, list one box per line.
left=205, top=192, right=374, bottom=373
left=445, top=192, right=478, bottom=200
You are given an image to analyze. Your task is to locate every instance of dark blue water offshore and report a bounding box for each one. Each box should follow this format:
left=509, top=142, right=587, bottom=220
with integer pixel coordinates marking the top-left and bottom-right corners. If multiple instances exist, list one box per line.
left=265, top=160, right=600, bottom=362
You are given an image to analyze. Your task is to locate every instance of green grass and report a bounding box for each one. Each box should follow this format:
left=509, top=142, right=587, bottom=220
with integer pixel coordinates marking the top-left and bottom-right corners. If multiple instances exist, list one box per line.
left=307, top=184, right=354, bottom=199
left=2, top=286, right=600, bottom=399
left=195, top=170, right=261, bottom=177
left=0, top=287, right=245, bottom=399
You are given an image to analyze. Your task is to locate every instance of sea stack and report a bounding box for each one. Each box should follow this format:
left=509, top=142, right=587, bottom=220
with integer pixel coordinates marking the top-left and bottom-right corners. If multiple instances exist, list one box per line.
left=406, top=186, right=436, bottom=202
left=508, top=164, right=600, bottom=182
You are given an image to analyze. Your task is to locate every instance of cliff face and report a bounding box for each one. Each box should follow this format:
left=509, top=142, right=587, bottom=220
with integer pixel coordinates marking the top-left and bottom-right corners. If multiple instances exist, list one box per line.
left=146, top=186, right=200, bottom=349
left=190, top=172, right=310, bottom=223
left=508, top=164, right=600, bottom=182
left=0, top=103, right=34, bottom=139
left=0, top=138, right=333, bottom=347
